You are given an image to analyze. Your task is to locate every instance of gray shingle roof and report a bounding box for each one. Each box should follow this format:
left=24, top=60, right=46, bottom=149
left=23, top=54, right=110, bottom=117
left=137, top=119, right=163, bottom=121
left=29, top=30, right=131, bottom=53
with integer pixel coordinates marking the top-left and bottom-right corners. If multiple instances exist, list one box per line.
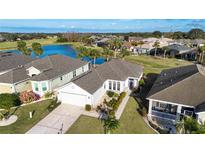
left=0, top=66, right=29, bottom=84
left=26, top=55, right=87, bottom=81
left=73, top=59, right=143, bottom=94
left=147, top=64, right=205, bottom=112
left=0, top=52, right=33, bottom=73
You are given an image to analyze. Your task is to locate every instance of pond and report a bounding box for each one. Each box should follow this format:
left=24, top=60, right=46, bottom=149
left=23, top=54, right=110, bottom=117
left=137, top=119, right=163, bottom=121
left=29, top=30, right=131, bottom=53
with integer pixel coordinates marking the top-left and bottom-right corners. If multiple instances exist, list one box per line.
left=0, top=44, right=105, bottom=64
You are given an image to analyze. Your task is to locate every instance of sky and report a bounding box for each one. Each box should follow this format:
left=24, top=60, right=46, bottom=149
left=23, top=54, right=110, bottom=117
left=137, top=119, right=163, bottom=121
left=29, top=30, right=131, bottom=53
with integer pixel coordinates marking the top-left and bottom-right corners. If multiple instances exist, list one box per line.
left=1, top=19, right=205, bottom=33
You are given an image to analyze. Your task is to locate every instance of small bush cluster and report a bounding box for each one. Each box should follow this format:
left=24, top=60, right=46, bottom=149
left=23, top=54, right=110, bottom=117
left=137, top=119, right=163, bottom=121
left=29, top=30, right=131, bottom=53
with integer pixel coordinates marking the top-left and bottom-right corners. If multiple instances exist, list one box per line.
left=85, top=104, right=92, bottom=111
left=148, top=121, right=169, bottom=134
left=47, top=99, right=61, bottom=112
left=44, top=91, right=54, bottom=98
left=104, top=92, right=127, bottom=114
left=19, top=91, right=40, bottom=104
left=139, top=79, right=145, bottom=86
left=106, top=91, right=115, bottom=97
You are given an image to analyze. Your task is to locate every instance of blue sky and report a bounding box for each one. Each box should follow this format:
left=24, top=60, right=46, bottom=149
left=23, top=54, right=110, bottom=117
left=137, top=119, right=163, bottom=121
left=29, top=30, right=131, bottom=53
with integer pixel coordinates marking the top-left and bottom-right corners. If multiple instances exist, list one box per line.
left=1, top=19, right=205, bottom=33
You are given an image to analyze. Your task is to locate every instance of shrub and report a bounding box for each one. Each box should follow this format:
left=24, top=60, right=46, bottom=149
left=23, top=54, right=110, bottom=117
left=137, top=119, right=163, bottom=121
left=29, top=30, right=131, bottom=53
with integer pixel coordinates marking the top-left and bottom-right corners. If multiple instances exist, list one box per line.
left=47, top=99, right=60, bottom=112
left=139, top=79, right=145, bottom=86
left=107, top=91, right=115, bottom=97
left=137, top=107, right=147, bottom=117
left=113, top=93, right=119, bottom=97
left=44, top=91, right=54, bottom=98
left=56, top=37, right=68, bottom=42
left=120, top=92, right=126, bottom=98
left=19, top=91, right=40, bottom=104
left=85, top=104, right=92, bottom=111
left=0, top=93, right=21, bottom=119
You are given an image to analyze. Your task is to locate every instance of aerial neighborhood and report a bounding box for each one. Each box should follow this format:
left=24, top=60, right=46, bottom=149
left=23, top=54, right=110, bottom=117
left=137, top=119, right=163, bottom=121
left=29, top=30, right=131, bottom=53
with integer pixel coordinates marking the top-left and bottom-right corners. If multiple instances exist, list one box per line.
left=1, top=23, right=205, bottom=134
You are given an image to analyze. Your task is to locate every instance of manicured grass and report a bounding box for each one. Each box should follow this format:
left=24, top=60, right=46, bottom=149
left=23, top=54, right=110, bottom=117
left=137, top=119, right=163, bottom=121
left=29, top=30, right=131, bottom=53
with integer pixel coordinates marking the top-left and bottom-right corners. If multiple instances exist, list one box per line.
left=0, top=99, right=54, bottom=134
left=0, top=38, right=58, bottom=50
left=0, top=38, right=103, bottom=51
left=125, top=55, right=192, bottom=74
left=67, top=97, right=156, bottom=134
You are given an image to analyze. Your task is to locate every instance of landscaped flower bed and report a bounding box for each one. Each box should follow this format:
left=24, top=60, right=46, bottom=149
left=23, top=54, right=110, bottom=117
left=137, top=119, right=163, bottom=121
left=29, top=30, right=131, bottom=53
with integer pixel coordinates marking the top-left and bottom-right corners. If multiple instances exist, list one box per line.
left=19, top=91, right=40, bottom=104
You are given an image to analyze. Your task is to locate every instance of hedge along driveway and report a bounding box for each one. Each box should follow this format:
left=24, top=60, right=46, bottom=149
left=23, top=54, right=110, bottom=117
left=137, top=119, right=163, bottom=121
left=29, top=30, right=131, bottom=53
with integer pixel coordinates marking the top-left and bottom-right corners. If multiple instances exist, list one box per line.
left=0, top=99, right=54, bottom=134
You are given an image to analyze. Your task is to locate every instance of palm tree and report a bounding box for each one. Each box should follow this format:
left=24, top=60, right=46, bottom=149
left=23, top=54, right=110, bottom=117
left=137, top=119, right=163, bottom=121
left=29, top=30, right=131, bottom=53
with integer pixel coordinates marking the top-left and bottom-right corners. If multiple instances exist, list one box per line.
left=103, top=116, right=119, bottom=134
left=152, top=41, right=160, bottom=57
left=198, top=45, right=205, bottom=63
left=108, top=39, right=122, bottom=58
left=162, top=46, right=169, bottom=59
left=17, top=41, right=32, bottom=56
left=102, top=48, right=114, bottom=62
left=32, top=42, right=43, bottom=57
left=89, top=49, right=101, bottom=67
left=119, top=49, right=130, bottom=60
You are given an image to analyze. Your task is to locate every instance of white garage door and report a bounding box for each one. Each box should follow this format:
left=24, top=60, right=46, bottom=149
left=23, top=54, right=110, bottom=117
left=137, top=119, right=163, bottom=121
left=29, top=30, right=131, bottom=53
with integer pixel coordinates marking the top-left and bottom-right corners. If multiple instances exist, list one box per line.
left=58, top=92, right=88, bottom=107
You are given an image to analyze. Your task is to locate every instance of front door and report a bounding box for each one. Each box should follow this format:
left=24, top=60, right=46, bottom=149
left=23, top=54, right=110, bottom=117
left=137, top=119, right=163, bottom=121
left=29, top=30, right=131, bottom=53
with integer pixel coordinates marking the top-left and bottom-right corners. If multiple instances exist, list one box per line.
left=128, top=79, right=134, bottom=90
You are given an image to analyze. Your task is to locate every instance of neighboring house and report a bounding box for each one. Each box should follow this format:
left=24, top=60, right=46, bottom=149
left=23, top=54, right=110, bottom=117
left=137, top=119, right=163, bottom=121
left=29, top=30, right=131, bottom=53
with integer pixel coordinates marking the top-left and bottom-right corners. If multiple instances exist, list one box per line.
left=147, top=64, right=205, bottom=124
left=57, top=59, right=143, bottom=107
left=0, top=52, right=33, bottom=94
left=166, top=44, right=197, bottom=60
left=25, top=55, right=90, bottom=96
left=128, top=37, right=143, bottom=42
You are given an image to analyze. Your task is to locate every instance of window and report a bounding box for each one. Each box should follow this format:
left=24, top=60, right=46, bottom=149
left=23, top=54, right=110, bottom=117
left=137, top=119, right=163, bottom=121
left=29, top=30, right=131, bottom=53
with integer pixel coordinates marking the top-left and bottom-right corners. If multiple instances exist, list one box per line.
left=42, top=82, right=47, bottom=91
left=117, top=82, right=120, bottom=91
left=34, top=83, right=39, bottom=91
left=104, top=84, right=106, bottom=89
left=60, top=76, right=63, bottom=81
left=73, top=70, right=76, bottom=77
left=184, top=110, right=193, bottom=116
left=113, top=81, right=116, bottom=90
left=109, top=81, right=112, bottom=90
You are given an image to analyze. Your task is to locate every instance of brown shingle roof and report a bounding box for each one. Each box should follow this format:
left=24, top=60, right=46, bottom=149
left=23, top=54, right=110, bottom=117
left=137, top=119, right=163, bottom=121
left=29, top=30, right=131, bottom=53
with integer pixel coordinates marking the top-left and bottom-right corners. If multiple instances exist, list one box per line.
left=73, top=59, right=143, bottom=94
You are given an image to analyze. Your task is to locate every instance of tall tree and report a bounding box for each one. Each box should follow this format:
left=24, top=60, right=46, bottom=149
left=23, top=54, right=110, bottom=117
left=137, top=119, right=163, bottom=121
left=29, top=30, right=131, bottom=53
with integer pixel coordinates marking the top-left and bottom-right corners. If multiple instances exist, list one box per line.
left=152, top=31, right=162, bottom=38
left=119, top=49, right=130, bottom=60
left=162, top=46, right=169, bottom=58
left=108, top=39, right=122, bottom=58
left=187, top=28, right=205, bottom=39
left=17, top=41, right=32, bottom=56
left=102, top=48, right=114, bottom=62
left=89, top=49, right=101, bottom=67
left=198, top=45, right=205, bottom=63
left=32, top=42, right=43, bottom=57
left=152, top=41, right=160, bottom=57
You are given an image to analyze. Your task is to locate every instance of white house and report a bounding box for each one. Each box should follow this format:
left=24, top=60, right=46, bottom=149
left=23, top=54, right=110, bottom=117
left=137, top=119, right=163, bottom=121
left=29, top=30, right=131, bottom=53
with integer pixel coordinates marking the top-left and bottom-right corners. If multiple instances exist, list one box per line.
left=57, top=59, right=143, bottom=107
left=147, top=64, right=205, bottom=124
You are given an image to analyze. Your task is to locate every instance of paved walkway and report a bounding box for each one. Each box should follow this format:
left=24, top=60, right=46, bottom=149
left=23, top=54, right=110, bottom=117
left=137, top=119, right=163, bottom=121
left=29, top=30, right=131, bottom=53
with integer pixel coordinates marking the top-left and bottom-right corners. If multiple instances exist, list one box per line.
left=26, top=104, right=83, bottom=134
left=115, top=90, right=131, bottom=119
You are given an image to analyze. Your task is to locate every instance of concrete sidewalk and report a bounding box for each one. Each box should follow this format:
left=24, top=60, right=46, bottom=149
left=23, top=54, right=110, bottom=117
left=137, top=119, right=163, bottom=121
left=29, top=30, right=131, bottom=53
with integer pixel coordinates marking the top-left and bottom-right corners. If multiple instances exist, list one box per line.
left=26, top=104, right=83, bottom=134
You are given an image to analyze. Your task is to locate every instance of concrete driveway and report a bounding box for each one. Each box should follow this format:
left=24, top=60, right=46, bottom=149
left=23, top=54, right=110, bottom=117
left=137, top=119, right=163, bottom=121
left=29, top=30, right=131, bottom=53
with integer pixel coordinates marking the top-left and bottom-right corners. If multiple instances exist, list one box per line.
left=26, top=104, right=83, bottom=134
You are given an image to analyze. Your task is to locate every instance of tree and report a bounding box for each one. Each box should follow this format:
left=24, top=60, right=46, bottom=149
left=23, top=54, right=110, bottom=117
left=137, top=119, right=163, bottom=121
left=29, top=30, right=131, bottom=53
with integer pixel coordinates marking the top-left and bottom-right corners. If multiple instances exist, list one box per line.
left=102, top=48, right=114, bottom=62
left=0, top=94, right=21, bottom=119
left=197, top=45, right=205, bottom=63
left=89, top=49, right=101, bottom=67
left=172, top=31, right=185, bottom=39
left=152, top=41, right=160, bottom=57
left=32, top=42, right=43, bottom=57
left=152, top=31, right=162, bottom=38
left=162, top=46, right=169, bottom=58
left=77, top=47, right=90, bottom=60
left=108, top=39, right=122, bottom=58
left=17, top=41, right=32, bottom=56
left=119, top=49, right=130, bottom=60
left=187, top=28, right=205, bottom=39
left=176, top=117, right=205, bottom=134
left=103, top=116, right=119, bottom=134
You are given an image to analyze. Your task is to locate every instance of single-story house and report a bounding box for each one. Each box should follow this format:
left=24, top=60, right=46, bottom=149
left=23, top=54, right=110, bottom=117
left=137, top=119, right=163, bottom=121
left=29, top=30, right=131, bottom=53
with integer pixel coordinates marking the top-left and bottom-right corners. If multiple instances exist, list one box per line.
left=57, top=59, right=143, bottom=107
left=147, top=64, right=205, bottom=123
left=166, top=44, right=197, bottom=60
left=0, top=52, right=33, bottom=94
left=25, top=55, right=90, bottom=96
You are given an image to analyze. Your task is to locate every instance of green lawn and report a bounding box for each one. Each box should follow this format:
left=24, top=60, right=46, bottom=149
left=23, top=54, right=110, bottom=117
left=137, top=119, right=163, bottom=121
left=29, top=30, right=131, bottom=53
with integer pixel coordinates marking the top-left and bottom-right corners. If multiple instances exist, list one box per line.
left=0, top=99, right=54, bottom=134
left=67, top=97, right=156, bottom=134
left=0, top=38, right=103, bottom=51
left=125, top=55, right=192, bottom=74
